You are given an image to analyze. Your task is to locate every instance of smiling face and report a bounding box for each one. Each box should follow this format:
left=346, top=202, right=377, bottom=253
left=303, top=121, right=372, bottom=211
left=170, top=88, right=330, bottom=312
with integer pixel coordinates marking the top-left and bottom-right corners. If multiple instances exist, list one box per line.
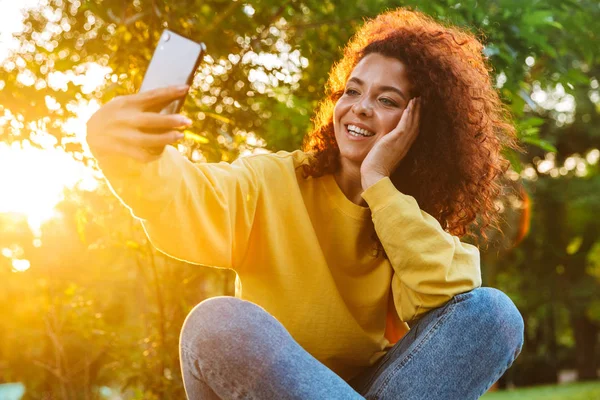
left=333, top=53, right=413, bottom=170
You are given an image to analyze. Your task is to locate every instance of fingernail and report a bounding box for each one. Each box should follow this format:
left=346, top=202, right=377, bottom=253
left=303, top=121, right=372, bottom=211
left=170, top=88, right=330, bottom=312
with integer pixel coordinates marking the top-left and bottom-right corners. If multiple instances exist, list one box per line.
left=176, top=85, right=189, bottom=92
left=178, top=116, right=193, bottom=125
left=176, top=133, right=185, bottom=140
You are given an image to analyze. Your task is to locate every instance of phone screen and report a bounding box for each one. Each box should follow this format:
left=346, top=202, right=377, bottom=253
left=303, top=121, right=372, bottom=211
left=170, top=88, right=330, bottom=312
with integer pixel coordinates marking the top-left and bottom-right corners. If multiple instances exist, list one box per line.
left=139, top=30, right=206, bottom=114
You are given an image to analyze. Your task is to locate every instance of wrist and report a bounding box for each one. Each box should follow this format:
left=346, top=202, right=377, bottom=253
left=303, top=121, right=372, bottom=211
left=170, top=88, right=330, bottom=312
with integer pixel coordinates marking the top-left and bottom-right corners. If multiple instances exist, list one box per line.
left=361, top=173, right=387, bottom=190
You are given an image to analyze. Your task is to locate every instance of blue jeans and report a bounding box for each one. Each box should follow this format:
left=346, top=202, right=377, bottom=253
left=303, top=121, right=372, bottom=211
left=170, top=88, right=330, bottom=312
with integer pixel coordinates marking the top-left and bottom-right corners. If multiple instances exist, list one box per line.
left=180, top=287, right=524, bottom=399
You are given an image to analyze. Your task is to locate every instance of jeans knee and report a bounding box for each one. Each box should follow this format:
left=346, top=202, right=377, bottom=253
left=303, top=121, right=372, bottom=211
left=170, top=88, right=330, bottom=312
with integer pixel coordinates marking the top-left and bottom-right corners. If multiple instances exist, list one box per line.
left=180, top=296, right=254, bottom=354
left=471, top=287, right=524, bottom=360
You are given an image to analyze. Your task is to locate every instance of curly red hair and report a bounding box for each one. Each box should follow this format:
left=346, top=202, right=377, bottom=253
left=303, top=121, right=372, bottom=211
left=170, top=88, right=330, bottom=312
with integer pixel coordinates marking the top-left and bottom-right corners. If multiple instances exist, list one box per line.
left=301, top=8, right=519, bottom=249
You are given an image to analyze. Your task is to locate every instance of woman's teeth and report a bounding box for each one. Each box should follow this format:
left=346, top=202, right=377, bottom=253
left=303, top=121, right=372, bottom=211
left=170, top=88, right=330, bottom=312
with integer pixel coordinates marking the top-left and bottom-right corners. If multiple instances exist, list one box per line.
left=347, top=124, right=375, bottom=137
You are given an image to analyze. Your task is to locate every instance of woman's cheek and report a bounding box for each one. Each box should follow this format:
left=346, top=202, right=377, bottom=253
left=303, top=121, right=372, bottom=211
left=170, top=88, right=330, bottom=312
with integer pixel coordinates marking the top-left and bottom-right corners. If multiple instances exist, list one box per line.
left=333, top=99, right=344, bottom=118
left=382, top=112, right=402, bottom=134
left=392, top=110, right=405, bottom=129
left=333, top=99, right=349, bottom=126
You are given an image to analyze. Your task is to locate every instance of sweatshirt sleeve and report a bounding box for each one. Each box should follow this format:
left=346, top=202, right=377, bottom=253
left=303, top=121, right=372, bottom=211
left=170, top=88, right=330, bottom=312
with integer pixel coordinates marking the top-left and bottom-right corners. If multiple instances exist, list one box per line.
left=361, top=177, right=482, bottom=322
left=98, top=145, right=260, bottom=270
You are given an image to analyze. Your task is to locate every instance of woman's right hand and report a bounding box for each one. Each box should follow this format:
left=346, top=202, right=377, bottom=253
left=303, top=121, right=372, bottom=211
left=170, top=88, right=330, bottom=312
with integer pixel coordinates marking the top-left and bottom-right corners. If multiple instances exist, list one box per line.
left=86, top=85, right=193, bottom=164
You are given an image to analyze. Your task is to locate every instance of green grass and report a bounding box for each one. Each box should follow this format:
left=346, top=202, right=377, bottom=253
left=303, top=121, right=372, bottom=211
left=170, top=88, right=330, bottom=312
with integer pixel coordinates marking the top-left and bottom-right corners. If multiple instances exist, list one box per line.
left=482, top=381, right=600, bottom=400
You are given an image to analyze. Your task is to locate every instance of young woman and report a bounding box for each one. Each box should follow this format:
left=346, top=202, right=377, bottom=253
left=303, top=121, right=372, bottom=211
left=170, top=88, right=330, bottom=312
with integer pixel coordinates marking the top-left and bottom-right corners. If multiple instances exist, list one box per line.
left=86, top=8, right=524, bottom=400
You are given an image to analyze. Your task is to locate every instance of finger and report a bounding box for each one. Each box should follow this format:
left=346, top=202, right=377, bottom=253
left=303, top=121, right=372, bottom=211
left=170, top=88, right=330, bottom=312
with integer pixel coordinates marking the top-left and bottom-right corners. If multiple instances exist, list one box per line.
left=404, top=98, right=418, bottom=123
left=407, top=98, right=419, bottom=129
left=395, top=99, right=413, bottom=130
left=407, top=100, right=421, bottom=143
left=121, top=130, right=184, bottom=148
left=133, top=113, right=193, bottom=130
left=413, top=98, right=422, bottom=132
left=413, top=97, right=421, bottom=122
left=129, top=85, right=189, bottom=108
left=405, top=99, right=420, bottom=138
left=391, top=99, right=417, bottom=142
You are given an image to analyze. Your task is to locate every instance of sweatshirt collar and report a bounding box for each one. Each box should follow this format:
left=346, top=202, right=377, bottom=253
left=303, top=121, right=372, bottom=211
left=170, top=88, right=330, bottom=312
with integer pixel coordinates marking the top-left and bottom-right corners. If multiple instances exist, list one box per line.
left=320, top=174, right=371, bottom=220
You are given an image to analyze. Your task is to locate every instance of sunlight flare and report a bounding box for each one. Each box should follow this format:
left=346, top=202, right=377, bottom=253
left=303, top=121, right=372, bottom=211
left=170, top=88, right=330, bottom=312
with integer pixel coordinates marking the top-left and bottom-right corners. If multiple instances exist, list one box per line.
left=0, top=140, right=99, bottom=236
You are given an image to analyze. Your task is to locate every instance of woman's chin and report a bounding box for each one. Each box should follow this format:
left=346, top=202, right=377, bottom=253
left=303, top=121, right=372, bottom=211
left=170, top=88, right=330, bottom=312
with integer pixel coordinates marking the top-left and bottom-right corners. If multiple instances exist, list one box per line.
left=339, top=150, right=367, bottom=168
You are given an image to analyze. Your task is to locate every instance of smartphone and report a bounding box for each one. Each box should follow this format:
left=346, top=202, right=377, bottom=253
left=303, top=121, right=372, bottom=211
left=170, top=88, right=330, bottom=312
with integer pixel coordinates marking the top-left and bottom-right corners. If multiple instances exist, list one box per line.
left=139, top=30, right=206, bottom=114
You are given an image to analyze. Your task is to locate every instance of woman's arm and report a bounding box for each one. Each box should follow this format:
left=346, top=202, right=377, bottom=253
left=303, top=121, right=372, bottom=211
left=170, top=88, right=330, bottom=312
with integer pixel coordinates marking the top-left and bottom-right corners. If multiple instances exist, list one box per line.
left=361, top=177, right=481, bottom=322
left=101, top=147, right=259, bottom=269
left=87, top=86, right=259, bottom=269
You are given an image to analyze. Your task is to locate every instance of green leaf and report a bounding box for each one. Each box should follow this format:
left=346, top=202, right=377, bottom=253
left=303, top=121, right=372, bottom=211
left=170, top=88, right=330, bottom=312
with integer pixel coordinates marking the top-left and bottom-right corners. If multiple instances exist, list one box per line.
left=518, top=117, right=546, bottom=129
left=522, top=11, right=557, bottom=28
left=520, top=127, right=541, bottom=137
left=521, top=137, right=558, bottom=152
left=503, top=148, right=523, bottom=173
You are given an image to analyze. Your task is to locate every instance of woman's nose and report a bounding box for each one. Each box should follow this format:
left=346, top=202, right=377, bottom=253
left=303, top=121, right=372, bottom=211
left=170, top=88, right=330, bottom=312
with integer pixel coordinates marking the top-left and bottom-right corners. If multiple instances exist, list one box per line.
left=351, top=97, right=374, bottom=117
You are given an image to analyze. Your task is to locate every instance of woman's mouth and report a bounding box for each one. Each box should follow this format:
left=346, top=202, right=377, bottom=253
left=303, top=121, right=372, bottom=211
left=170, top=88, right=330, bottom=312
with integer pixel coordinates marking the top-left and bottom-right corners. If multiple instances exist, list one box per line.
left=345, top=124, right=375, bottom=140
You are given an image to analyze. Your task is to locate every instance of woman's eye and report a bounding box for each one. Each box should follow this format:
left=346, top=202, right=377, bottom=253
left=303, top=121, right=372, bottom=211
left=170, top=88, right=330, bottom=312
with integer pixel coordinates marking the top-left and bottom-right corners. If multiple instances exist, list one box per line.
left=380, top=98, right=398, bottom=107
left=345, top=88, right=359, bottom=96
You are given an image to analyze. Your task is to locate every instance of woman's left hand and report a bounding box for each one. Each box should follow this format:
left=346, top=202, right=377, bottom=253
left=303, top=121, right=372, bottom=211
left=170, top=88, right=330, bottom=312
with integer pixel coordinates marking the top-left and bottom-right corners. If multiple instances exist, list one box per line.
left=360, top=97, right=421, bottom=190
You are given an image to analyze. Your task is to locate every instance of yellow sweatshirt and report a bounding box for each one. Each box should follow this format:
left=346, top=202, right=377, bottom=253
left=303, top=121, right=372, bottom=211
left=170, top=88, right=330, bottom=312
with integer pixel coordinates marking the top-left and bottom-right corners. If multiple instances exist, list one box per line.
left=100, top=146, right=481, bottom=381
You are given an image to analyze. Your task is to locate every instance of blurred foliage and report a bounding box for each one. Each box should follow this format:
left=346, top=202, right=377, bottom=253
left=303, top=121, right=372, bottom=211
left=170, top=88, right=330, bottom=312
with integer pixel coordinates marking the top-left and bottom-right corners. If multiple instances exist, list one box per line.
left=0, top=0, right=599, bottom=397
left=0, top=185, right=234, bottom=398
left=482, top=381, right=600, bottom=399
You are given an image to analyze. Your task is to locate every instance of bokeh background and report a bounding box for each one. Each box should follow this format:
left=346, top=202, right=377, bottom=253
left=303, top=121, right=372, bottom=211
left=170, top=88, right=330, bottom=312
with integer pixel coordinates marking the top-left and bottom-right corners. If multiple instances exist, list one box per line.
left=0, top=0, right=598, bottom=399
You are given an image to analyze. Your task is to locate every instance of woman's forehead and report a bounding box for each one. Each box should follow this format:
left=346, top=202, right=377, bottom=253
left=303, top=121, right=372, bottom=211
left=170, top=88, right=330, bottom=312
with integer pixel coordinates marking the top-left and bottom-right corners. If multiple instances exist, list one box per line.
left=348, top=53, right=411, bottom=92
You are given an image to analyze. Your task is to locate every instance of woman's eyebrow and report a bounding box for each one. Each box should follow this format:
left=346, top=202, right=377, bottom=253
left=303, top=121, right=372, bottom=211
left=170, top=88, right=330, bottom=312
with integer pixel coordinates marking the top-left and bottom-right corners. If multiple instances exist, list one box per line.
left=347, top=77, right=408, bottom=101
